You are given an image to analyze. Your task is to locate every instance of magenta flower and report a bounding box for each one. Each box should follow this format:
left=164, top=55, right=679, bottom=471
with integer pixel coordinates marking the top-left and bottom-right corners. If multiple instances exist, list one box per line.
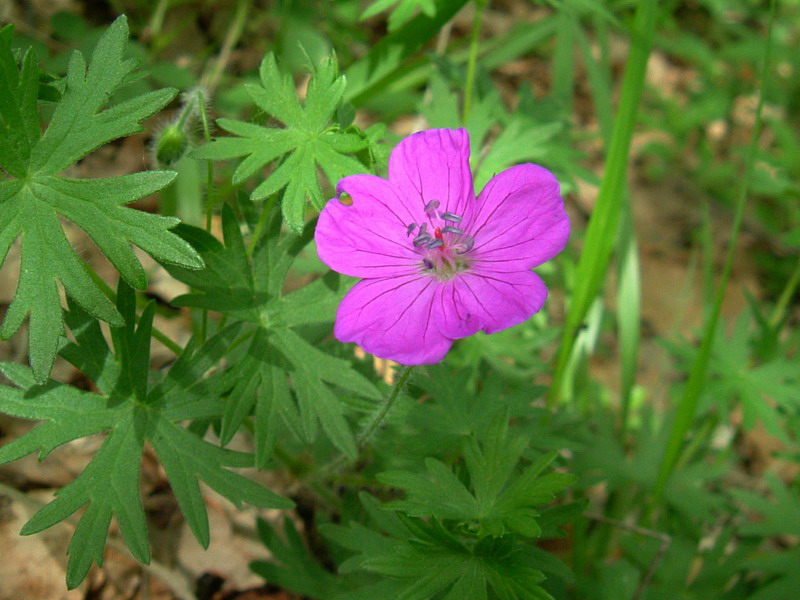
left=314, top=128, right=569, bottom=365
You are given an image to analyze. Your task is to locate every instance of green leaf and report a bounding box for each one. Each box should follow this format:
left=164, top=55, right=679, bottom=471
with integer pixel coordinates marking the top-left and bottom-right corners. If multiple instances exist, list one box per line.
left=361, top=0, right=438, bottom=32
left=664, top=308, right=800, bottom=443
left=252, top=517, right=343, bottom=599
left=379, top=413, right=575, bottom=538
left=343, top=0, right=470, bottom=105
left=0, top=282, right=291, bottom=589
left=733, top=472, right=800, bottom=538
left=323, top=499, right=553, bottom=600
left=0, top=16, right=203, bottom=382
left=193, top=54, right=368, bottom=232
left=168, top=204, right=263, bottom=322
left=0, top=39, right=39, bottom=177
left=166, top=207, right=379, bottom=466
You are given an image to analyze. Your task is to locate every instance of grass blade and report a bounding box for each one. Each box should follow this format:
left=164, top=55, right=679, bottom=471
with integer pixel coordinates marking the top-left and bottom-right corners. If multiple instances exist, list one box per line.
left=547, top=0, right=657, bottom=408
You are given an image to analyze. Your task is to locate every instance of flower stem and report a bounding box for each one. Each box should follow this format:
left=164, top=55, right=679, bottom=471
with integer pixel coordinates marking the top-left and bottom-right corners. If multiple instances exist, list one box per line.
left=462, top=0, right=488, bottom=123
left=356, top=364, right=414, bottom=452
left=321, top=364, right=414, bottom=477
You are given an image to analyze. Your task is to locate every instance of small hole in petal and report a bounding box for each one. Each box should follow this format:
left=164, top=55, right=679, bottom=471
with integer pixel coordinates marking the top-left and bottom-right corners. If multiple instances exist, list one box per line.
left=338, top=192, right=353, bottom=206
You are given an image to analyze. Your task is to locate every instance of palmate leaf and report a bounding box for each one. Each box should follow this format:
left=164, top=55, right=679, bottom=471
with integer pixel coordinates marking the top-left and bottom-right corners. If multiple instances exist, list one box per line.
left=252, top=517, right=343, bottom=600
left=253, top=491, right=554, bottom=600
left=0, top=283, right=291, bottom=589
left=379, top=413, right=576, bottom=538
left=0, top=17, right=203, bottom=382
left=663, top=308, right=800, bottom=442
left=165, top=205, right=381, bottom=467
left=319, top=494, right=553, bottom=600
left=192, top=53, right=369, bottom=232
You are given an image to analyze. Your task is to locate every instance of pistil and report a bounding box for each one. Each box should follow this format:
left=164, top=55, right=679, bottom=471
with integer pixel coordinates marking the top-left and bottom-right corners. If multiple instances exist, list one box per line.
left=407, top=207, right=474, bottom=279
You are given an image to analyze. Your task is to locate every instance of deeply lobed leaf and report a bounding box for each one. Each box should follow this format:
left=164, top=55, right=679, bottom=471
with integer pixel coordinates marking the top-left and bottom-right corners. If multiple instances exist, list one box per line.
left=0, top=284, right=291, bottom=588
left=166, top=205, right=380, bottom=467
left=0, top=16, right=203, bottom=382
left=192, top=53, right=368, bottom=232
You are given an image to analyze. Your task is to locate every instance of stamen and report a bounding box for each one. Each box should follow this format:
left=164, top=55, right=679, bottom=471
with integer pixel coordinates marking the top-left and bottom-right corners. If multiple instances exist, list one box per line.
left=413, top=234, right=432, bottom=247
left=441, top=226, right=464, bottom=235
left=418, top=223, right=428, bottom=237
left=455, top=236, right=474, bottom=254
left=424, top=200, right=440, bottom=212
left=422, top=258, right=434, bottom=270
left=426, top=239, right=444, bottom=250
left=441, top=212, right=462, bottom=223
left=406, top=223, right=417, bottom=237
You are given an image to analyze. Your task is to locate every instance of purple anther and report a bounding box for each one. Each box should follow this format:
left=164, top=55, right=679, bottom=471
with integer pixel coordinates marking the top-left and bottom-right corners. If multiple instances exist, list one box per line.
left=413, top=234, right=432, bottom=247
left=418, top=223, right=428, bottom=237
left=422, top=258, right=434, bottom=270
left=441, top=212, right=462, bottom=223
left=406, top=223, right=417, bottom=237
left=424, top=200, right=440, bottom=212
left=426, top=239, right=444, bottom=250
left=455, top=236, right=474, bottom=254
left=441, top=226, right=464, bottom=235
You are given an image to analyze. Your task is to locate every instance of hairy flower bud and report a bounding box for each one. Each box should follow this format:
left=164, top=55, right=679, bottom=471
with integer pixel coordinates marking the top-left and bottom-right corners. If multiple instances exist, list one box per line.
left=153, top=122, right=189, bottom=166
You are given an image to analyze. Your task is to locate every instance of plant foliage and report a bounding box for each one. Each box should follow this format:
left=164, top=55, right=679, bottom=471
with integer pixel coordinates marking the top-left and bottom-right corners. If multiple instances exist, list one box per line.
left=0, top=282, right=291, bottom=588
left=0, top=16, right=202, bottom=382
left=192, top=53, right=370, bottom=232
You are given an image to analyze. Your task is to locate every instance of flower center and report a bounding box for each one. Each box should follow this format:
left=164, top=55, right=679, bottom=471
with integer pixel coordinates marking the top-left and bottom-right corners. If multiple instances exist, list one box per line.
left=406, top=201, right=474, bottom=281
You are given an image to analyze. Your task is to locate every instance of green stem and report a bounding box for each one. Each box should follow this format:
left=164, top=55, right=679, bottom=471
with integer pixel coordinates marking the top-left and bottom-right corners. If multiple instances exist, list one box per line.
left=547, top=0, right=657, bottom=409
left=195, top=88, right=215, bottom=233
left=194, top=87, right=214, bottom=343
left=769, top=256, right=800, bottom=328
left=648, top=0, right=777, bottom=517
left=147, top=0, right=171, bottom=41
left=321, top=365, right=415, bottom=476
left=356, top=365, right=414, bottom=451
left=202, top=0, right=252, bottom=93
left=247, top=195, right=276, bottom=259
left=462, top=0, right=488, bottom=123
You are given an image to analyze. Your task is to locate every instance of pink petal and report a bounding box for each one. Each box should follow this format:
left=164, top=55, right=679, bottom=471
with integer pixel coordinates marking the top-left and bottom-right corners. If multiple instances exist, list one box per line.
left=334, top=274, right=453, bottom=365
left=469, top=164, right=569, bottom=272
left=315, top=174, right=421, bottom=278
left=388, top=128, right=476, bottom=223
left=436, top=269, right=548, bottom=337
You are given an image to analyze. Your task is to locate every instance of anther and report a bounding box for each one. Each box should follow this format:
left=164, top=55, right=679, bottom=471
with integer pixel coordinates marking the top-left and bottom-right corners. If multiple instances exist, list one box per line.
left=424, top=200, right=440, bottom=212
left=441, top=226, right=464, bottom=235
left=422, top=258, right=434, bottom=270
left=441, top=212, right=462, bottom=223
left=413, top=234, right=432, bottom=247
left=406, top=223, right=417, bottom=237
left=426, top=239, right=444, bottom=250
left=455, top=236, right=474, bottom=254
left=418, top=223, right=428, bottom=237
